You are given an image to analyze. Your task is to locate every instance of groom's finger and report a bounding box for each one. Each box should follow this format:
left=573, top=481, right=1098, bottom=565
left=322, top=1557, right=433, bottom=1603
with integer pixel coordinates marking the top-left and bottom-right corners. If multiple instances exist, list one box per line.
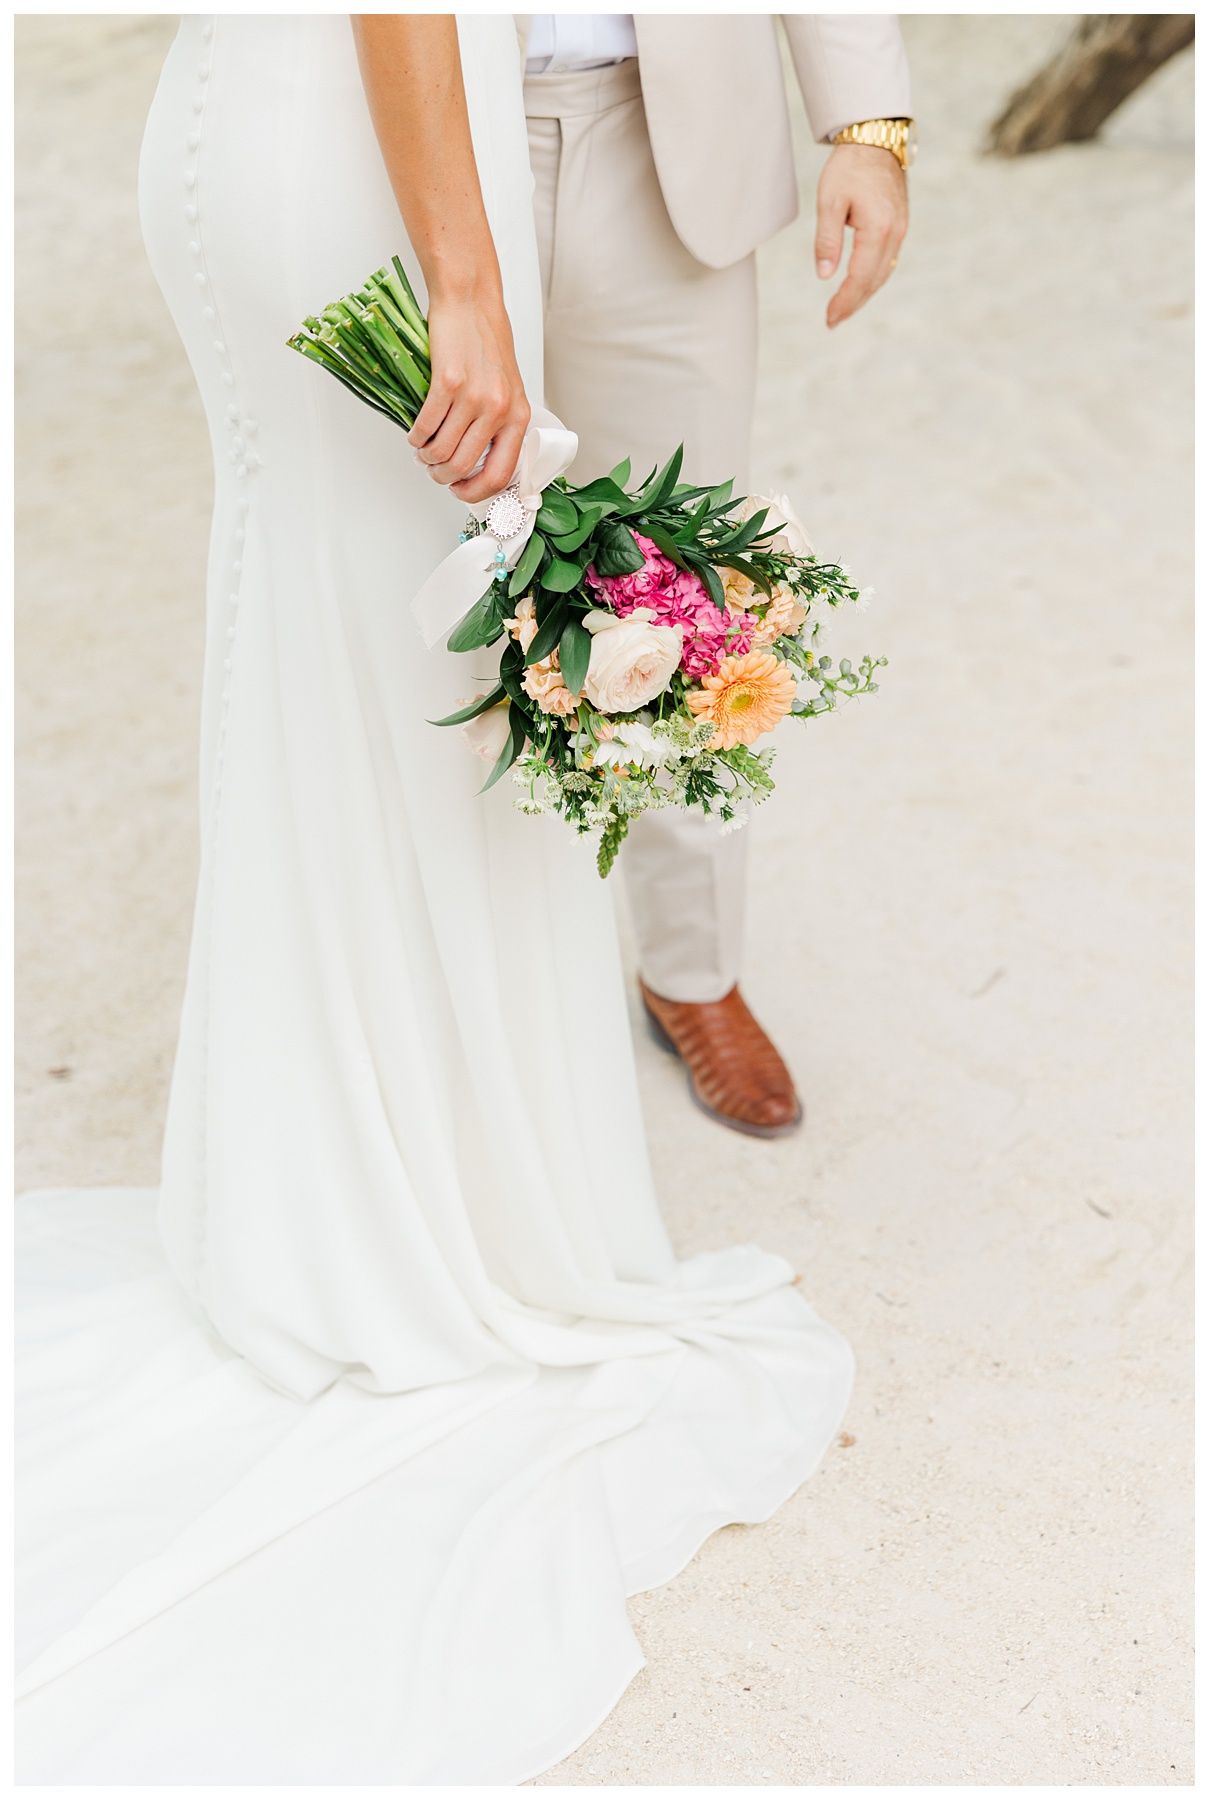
left=826, top=218, right=893, bottom=329
left=814, top=187, right=847, bottom=282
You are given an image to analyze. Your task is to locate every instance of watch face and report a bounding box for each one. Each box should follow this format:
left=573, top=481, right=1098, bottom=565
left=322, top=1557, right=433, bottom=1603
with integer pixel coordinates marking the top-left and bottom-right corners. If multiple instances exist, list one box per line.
left=904, top=120, right=919, bottom=166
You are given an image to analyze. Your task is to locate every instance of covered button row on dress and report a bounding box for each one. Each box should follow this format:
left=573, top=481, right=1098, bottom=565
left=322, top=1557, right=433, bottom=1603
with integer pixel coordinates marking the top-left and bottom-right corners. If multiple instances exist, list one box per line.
left=217, top=496, right=250, bottom=742
left=181, top=23, right=261, bottom=476
left=181, top=13, right=226, bottom=1229
left=181, top=19, right=247, bottom=752
left=224, top=403, right=260, bottom=478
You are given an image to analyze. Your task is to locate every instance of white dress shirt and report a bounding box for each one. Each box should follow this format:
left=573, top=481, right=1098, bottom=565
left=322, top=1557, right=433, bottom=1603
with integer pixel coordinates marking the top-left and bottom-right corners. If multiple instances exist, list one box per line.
left=525, top=14, right=638, bottom=74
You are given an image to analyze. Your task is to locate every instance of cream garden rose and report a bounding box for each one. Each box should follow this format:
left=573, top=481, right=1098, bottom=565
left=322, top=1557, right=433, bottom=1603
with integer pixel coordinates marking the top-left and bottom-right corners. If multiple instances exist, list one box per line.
left=582, top=607, right=682, bottom=713
left=742, top=492, right=813, bottom=559
left=461, top=701, right=513, bottom=765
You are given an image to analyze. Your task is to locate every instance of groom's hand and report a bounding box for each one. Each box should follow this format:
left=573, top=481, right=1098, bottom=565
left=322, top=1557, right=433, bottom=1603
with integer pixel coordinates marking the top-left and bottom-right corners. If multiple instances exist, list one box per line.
left=814, top=143, right=908, bottom=331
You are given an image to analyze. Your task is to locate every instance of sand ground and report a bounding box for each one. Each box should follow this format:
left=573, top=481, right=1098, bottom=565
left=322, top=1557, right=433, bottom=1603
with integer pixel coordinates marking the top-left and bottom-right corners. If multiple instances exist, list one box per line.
left=15, top=15, right=1193, bottom=1786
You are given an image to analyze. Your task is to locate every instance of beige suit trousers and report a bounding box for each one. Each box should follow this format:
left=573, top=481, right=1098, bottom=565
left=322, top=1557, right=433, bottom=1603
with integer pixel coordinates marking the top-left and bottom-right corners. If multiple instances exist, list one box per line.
left=525, top=60, right=755, bottom=1003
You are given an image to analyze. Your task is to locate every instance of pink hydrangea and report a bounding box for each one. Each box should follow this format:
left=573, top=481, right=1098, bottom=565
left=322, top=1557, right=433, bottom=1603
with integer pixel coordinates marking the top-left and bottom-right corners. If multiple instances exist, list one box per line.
left=587, top=532, right=755, bottom=680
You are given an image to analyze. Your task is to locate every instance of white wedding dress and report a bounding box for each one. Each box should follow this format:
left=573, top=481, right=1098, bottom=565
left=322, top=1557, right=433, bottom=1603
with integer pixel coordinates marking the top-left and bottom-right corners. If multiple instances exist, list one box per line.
left=16, top=15, right=853, bottom=1783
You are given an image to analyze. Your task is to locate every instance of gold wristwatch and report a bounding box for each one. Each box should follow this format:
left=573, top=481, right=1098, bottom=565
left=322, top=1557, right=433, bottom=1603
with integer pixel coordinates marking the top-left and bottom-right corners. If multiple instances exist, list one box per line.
left=830, top=117, right=917, bottom=171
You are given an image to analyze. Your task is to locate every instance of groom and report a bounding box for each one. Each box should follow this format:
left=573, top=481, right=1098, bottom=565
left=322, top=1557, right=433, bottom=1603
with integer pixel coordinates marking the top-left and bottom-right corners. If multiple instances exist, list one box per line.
left=519, top=14, right=913, bottom=1136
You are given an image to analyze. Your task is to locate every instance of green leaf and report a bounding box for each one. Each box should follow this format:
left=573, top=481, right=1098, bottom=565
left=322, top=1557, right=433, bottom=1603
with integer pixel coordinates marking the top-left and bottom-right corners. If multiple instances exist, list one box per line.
left=542, top=555, right=587, bottom=594
left=498, top=642, right=528, bottom=706
left=639, top=519, right=687, bottom=569
left=715, top=507, right=770, bottom=558
left=535, top=491, right=577, bottom=536
left=550, top=505, right=605, bottom=553
left=429, top=683, right=506, bottom=727
left=480, top=702, right=529, bottom=793
left=663, top=484, right=716, bottom=509
left=559, top=615, right=592, bottom=695
left=693, top=558, right=725, bottom=610
left=722, top=554, right=773, bottom=598
left=592, top=519, right=646, bottom=577
left=565, top=475, right=629, bottom=512
left=639, top=444, right=684, bottom=513
left=526, top=600, right=570, bottom=664
left=507, top=530, right=546, bottom=598
left=447, top=584, right=505, bottom=653
left=607, top=456, right=632, bottom=490
left=672, top=495, right=712, bottom=542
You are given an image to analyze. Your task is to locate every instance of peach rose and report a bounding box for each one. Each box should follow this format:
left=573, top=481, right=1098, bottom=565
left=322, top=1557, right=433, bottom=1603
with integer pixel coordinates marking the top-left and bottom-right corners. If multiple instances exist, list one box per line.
left=523, top=651, right=581, bottom=716
left=504, top=594, right=538, bottom=653
left=721, top=566, right=756, bottom=611
left=751, top=583, right=809, bottom=647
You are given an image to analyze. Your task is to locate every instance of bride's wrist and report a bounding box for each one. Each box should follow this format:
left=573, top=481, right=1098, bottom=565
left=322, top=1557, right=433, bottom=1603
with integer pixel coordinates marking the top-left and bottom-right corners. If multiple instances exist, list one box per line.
left=422, top=256, right=505, bottom=314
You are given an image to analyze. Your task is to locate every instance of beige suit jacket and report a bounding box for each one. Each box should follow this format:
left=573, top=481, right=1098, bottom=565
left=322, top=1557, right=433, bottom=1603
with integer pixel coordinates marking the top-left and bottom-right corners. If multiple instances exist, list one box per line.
left=517, top=14, right=911, bottom=270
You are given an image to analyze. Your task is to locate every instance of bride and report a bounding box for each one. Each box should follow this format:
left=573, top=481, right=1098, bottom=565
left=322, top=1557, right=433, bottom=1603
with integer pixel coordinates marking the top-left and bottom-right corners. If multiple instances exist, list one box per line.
left=16, top=15, right=852, bottom=1782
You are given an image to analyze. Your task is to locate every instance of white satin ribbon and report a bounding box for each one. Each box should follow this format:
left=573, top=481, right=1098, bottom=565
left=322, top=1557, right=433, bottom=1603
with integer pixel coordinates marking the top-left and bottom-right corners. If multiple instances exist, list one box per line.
left=411, top=405, right=579, bottom=649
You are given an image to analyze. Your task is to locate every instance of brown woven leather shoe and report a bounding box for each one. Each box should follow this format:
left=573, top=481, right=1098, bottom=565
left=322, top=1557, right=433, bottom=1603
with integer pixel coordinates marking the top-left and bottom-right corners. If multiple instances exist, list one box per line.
left=640, top=980, right=803, bottom=1138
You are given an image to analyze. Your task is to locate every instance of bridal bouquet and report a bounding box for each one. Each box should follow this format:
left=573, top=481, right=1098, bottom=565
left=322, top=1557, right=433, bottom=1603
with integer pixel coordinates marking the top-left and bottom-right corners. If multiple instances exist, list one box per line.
left=290, top=260, right=884, bottom=875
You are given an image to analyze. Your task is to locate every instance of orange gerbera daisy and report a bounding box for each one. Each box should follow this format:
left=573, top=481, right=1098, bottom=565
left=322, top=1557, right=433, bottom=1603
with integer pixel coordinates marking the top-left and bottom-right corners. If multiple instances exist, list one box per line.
left=686, top=650, right=797, bottom=749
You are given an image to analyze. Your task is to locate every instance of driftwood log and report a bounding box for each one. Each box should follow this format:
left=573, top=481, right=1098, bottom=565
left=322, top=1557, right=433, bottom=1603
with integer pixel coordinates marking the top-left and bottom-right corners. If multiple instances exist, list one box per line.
left=987, top=14, right=1194, bottom=155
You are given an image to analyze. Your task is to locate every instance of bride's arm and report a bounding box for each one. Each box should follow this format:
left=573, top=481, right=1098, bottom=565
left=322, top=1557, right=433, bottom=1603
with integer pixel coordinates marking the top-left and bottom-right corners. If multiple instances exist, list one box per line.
left=352, top=15, right=530, bottom=503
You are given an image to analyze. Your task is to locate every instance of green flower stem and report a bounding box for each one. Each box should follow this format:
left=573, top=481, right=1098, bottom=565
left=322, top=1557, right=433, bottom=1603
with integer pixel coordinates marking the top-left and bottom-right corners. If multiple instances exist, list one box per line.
left=288, top=260, right=435, bottom=434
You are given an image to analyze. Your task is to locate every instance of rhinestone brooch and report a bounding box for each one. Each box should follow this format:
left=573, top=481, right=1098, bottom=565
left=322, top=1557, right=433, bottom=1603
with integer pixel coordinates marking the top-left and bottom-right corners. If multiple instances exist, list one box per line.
left=484, top=484, right=526, bottom=542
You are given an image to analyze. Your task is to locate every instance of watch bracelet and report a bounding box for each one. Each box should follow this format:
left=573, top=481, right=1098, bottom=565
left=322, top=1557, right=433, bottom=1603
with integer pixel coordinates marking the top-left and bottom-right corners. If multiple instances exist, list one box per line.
left=831, top=117, right=916, bottom=170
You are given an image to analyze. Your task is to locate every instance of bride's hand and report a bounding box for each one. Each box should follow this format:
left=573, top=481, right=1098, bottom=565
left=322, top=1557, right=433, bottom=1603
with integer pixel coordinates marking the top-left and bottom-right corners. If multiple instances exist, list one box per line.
left=408, top=291, right=531, bottom=505
left=352, top=16, right=531, bottom=507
